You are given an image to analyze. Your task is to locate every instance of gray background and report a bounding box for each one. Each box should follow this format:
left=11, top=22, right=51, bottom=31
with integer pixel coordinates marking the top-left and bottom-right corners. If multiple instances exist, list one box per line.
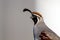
left=0, top=0, right=36, bottom=40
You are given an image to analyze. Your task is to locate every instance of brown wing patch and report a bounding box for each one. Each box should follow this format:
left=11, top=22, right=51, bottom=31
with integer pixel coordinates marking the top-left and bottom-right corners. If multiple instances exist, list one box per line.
left=39, top=31, right=52, bottom=40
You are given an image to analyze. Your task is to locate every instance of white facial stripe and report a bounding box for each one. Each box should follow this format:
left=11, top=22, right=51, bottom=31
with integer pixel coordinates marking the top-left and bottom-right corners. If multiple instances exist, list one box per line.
left=34, top=14, right=40, bottom=18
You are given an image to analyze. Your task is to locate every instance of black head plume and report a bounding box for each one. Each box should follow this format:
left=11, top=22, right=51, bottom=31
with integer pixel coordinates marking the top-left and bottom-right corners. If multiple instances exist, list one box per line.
left=23, top=8, right=32, bottom=13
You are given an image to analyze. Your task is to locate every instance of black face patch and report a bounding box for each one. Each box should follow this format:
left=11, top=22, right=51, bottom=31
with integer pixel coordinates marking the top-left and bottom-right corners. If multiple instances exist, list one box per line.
left=31, top=15, right=38, bottom=25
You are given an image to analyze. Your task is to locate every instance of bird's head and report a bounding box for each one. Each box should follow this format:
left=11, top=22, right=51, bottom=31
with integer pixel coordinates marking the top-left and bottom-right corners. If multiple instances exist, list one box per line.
left=23, top=8, right=43, bottom=25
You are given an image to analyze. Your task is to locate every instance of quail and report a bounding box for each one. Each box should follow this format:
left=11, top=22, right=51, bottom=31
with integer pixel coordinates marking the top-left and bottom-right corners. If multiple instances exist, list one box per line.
left=23, top=8, right=60, bottom=40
